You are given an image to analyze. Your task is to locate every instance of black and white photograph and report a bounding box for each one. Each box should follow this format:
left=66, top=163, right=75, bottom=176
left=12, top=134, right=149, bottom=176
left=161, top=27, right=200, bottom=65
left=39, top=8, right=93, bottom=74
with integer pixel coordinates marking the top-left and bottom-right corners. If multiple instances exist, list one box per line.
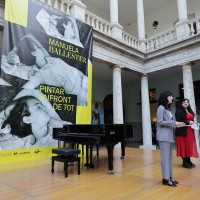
left=36, top=8, right=83, bottom=47
left=0, top=89, right=71, bottom=150
left=0, top=0, right=93, bottom=151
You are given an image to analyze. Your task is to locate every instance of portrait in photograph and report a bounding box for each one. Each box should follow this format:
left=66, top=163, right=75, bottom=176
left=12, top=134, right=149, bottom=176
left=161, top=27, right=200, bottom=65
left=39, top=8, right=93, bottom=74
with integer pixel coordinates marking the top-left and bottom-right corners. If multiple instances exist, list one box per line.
left=0, top=0, right=93, bottom=154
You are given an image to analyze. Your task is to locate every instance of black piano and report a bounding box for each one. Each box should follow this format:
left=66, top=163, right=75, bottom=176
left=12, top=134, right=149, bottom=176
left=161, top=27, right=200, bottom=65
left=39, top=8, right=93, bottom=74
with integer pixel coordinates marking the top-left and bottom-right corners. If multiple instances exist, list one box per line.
left=53, top=124, right=133, bottom=174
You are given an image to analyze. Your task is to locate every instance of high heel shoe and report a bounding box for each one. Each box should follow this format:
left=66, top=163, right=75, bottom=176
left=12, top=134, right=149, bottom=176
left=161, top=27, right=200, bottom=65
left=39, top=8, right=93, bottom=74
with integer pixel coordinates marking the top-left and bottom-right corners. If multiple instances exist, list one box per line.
left=182, top=161, right=192, bottom=169
left=190, top=163, right=196, bottom=168
left=186, top=157, right=196, bottom=168
left=162, top=179, right=177, bottom=187
left=170, top=177, right=179, bottom=184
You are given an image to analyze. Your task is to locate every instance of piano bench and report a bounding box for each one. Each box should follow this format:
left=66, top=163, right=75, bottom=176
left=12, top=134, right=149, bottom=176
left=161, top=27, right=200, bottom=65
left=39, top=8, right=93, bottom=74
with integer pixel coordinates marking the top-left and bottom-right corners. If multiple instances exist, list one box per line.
left=51, top=148, right=81, bottom=178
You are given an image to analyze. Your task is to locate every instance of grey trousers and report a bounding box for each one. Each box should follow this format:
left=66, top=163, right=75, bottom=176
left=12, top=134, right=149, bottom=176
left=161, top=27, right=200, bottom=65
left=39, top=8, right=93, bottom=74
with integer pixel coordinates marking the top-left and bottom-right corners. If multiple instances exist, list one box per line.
left=159, top=141, right=173, bottom=180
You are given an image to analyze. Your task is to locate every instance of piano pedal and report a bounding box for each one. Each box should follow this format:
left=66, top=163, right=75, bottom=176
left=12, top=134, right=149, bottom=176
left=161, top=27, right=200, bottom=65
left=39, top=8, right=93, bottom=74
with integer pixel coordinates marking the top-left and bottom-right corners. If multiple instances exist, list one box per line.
left=84, top=163, right=94, bottom=168
left=68, top=162, right=75, bottom=166
left=84, top=163, right=90, bottom=168
left=108, top=170, right=114, bottom=174
left=89, top=163, right=94, bottom=168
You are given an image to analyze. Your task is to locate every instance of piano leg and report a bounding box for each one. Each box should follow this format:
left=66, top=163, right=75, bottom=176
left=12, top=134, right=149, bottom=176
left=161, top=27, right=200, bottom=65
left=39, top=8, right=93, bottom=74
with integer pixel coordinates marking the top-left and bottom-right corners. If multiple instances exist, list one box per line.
left=89, top=145, right=94, bottom=168
left=121, top=141, right=125, bottom=159
left=96, top=144, right=99, bottom=158
left=51, top=158, right=54, bottom=173
left=84, top=144, right=89, bottom=168
left=106, top=143, right=116, bottom=174
left=84, top=145, right=94, bottom=168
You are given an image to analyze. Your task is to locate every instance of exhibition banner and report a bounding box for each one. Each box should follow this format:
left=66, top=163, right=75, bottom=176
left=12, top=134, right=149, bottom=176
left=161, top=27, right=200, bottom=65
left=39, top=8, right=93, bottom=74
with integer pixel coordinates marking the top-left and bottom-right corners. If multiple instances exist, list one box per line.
left=0, top=0, right=93, bottom=161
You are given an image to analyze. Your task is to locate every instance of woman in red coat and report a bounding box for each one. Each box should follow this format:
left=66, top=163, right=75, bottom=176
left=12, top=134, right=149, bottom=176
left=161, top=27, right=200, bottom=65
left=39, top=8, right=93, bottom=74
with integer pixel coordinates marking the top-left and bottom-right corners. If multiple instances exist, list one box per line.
left=175, top=99, right=199, bottom=168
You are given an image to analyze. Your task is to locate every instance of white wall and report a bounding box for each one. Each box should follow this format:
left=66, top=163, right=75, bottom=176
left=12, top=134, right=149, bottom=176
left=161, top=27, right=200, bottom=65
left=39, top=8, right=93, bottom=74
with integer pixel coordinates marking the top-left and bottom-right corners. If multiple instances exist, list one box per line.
left=188, top=0, right=200, bottom=18
left=92, top=77, right=112, bottom=102
left=123, top=84, right=141, bottom=122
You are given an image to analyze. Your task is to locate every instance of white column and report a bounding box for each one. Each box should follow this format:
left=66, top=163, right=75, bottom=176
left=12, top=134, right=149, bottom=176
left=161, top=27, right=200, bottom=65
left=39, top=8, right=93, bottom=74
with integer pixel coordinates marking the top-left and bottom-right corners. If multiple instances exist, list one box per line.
left=140, top=74, right=156, bottom=150
left=109, top=0, right=123, bottom=40
left=137, top=0, right=146, bottom=52
left=175, top=0, right=190, bottom=40
left=70, top=0, right=86, bottom=22
left=137, top=0, right=145, bottom=40
left=110, top=0, right=118, bottom=23
left=182, top=63, right=199, bottom=152
left=113, top=65, right=123, bottom=124
left=113, top=65, right=123, bottom=149
left=177, top=0, right=188, bottom=21
left=182, top=63, right=196, bottom=112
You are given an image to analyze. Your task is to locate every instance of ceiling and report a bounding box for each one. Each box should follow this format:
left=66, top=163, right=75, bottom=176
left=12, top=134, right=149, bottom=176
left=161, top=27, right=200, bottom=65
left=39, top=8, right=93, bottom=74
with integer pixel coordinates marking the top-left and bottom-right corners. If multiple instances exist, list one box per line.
left=92, top=59, right=200, bottom=87
left=82, top=0, right=199, bottom=86
left=92, top=61, right=141, bottom=86
left=82, top=0, right=175, bottom=26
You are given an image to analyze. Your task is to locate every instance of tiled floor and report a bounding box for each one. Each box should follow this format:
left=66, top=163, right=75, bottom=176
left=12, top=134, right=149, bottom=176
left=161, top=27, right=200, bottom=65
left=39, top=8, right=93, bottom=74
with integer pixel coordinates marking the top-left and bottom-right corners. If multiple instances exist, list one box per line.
left=125, top=140, right=177, bottom=150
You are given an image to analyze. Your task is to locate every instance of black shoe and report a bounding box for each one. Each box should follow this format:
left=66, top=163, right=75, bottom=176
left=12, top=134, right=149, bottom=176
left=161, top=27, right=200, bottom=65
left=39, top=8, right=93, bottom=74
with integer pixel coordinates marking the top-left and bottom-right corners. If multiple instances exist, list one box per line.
left=170, top=177, right=179, bottom=184
left=187, top=159, right=196, bottom=168
left=186, top=157, right=196, bottom=168
left=190, top=163, right=196, bottom=168
left=162, top=179, right=177, bottom=187
left=182, top=162, right=192, bottom=169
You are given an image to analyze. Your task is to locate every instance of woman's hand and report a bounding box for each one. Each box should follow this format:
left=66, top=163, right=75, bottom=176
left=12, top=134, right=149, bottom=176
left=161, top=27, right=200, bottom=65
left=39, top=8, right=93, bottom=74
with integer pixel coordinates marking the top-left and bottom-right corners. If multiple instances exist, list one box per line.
left=176, top=121, right=186, bottom=127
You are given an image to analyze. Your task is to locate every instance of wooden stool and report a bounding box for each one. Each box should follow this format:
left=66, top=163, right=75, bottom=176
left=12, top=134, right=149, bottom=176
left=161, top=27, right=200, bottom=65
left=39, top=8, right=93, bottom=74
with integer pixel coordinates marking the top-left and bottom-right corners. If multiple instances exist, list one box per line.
left=51, top=148, right=81, bottom=177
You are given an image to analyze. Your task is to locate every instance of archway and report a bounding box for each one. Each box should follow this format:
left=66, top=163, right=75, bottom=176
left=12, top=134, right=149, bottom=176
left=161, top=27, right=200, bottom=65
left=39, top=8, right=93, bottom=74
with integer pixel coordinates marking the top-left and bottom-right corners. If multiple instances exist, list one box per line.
left=103, top=94, right=113, bottom=124
left=103, top=94, right=126, bottom=124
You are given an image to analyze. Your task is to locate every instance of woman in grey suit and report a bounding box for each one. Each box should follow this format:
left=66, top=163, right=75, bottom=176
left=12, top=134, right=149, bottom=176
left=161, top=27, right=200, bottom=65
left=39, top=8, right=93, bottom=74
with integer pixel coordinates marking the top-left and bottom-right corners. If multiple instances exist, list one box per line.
left=157, top=91, right=185, bottom=187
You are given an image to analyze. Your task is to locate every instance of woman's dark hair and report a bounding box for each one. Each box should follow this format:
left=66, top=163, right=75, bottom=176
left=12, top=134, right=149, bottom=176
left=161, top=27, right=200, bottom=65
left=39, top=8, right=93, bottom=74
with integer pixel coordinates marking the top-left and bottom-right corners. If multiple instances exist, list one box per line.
left=178, top=98, right=194, bottom=116
left=157, top=91, right=173, bottom=110
left=16, top=38, right=37, bottom=66
left=56, top=16, right=77, bottom=37
left=56, top=17, right=71, bottom=36
left=2, top=96, right=33, bottom=138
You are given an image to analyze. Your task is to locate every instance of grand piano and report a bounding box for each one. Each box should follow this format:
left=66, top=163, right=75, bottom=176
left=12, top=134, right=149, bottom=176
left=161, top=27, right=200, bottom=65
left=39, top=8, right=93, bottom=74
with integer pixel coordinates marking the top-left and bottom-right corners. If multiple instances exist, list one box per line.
left=53, top=124, right=133, bottom=174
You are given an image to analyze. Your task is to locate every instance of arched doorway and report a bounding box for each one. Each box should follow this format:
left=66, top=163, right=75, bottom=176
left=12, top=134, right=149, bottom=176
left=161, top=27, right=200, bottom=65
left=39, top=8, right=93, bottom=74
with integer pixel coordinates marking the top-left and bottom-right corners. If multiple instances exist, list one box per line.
left=103, top=94, right=113, bottom=124
left=103, top=94, right=126, bottom=124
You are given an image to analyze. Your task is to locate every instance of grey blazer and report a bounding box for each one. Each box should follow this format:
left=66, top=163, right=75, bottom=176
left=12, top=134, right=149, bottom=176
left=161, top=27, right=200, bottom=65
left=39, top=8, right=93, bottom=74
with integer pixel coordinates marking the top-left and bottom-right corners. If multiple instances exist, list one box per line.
left=156, top=105, right=176, bottom=143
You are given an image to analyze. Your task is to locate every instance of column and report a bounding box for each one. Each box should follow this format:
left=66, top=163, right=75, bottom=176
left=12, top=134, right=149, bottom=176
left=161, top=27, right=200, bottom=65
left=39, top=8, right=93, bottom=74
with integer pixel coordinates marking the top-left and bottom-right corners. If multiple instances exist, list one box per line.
left=109, top=0, right=123, bottom=40
left=182, top=63, right=199, bottom=152
left=70, top=0, right=86, bottom=22
left=140, top=74, right=156, bottom=150
left=113, top=65, right=123, bottom=149
left=113, top=65, right=123, bottom=124
left=137, top=0, right=146, bottom=52
left=110, top=0, right=118, bottom=23
left=182, top=63, right=196, bottom=112
left=177, top=0, right=188, bottom=21
left=175, top=0, right=190, bottom=40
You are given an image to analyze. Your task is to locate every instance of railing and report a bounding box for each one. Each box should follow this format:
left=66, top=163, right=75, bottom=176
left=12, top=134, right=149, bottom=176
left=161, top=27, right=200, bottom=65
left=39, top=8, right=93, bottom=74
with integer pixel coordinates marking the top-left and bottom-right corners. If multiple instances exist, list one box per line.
left=85, top=11, right=111, bottom=36
left=38, top=0, right=200, bottom=53
left=122, top=31, right=141, bottom=50
left=145, top=16, right=200, bottom=52
left=188, top=17, right=200, bottom=36
left=145, top=27, right=177, bottom=53
left=39, top=0, right=71, bottom=14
